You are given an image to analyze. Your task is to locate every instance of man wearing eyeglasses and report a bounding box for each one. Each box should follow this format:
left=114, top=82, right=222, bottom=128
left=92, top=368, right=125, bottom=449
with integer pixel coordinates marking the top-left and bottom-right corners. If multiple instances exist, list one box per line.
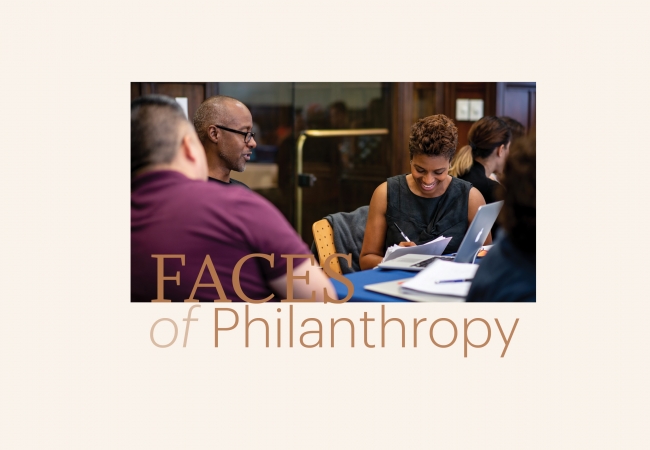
left=193, top=95, right=256, bottom=188
left=131, top=94, right=337, bottom=302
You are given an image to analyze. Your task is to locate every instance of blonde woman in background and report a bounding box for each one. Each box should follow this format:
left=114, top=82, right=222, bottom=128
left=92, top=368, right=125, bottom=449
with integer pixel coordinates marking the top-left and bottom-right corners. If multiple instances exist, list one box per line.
left=451, top=143, right=501, bottom=181
left=452, top=117, right=525, bottom=182
left=449, top=144, right=473, bottom=178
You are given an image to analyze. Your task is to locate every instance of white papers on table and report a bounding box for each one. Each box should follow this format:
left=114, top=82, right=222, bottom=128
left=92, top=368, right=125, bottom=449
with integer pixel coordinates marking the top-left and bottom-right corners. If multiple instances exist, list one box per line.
left=401, top=259, right=479, bottom=297
left=382, top=235, right=452, bottom=263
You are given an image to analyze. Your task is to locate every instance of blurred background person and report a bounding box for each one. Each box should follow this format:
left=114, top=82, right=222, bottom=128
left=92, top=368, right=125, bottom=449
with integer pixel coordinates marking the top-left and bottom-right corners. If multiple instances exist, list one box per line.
left=459, top=116, right=511, bottom=204
left=500, top=116, right=526, bottom=141
left=459, top=116, right=512, bottom=238
left=329, top=101, right=354, bottom=170
left=449, top=144, right=473, bottom=178
left=493, top=116, right=525, bottom=181
left=466, top=133, right=536, bottom=302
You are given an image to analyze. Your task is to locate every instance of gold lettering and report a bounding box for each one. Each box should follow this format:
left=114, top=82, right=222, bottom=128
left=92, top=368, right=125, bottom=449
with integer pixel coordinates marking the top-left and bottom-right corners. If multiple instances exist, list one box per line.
left=464, top=318, right=491, bottom=357
left=300, top=318, right=323, bottom=348
left=331, top=318, right=355, bottom=347
left=185, top=255, right=230, bottom=302
left=429, top=318, right=458, bottom=348
left=150, top=318, right=178, bottom=348
left=233, top=253, right=274, bottom=303
left=245, top=305, right=269, bottom=347
left=413, top=318, right=427, bottom=347
left=214, top=308, right=239, bottom=347
left=360, top=311, right=375, bottom=348
left=281, top=254, right=316, bottom=302
left=151, top=254, right=185, bottom=302
left=495, top=318, right=519, bottom=357
left=322, top=253, right=353, bottom=303
left=381, top=305, right=405, bottom=347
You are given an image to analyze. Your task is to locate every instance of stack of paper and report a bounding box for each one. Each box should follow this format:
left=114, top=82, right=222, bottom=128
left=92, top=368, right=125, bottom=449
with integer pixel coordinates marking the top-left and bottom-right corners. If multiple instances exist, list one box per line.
left=401, top=259, right=479, bottom=297
left=382, top=235, right=452, bottom=263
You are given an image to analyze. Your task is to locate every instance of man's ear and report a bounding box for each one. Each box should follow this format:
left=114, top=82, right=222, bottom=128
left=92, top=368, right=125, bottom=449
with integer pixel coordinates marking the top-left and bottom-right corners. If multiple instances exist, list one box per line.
left=208, top=125, right=219, bottom=144
left=180, top=134, right=201, bottom=162
left=177, top=132, right=208, bottom=180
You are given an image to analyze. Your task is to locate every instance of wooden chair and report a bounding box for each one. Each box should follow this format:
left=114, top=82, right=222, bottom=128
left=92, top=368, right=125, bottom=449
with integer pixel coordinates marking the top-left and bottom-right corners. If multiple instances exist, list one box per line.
left=312, top=219, right=342, bottom=276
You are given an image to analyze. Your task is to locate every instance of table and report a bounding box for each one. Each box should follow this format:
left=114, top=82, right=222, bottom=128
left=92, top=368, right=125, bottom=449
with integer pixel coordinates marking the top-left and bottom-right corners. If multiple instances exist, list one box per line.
left=330, top=259, right=484, bottom=302
left=330, top=269, right=416, bottom=302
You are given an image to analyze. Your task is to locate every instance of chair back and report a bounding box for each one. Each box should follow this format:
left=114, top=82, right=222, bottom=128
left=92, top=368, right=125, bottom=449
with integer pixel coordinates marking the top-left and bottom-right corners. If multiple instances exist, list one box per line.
left=312, top=219, right=343, bottom=276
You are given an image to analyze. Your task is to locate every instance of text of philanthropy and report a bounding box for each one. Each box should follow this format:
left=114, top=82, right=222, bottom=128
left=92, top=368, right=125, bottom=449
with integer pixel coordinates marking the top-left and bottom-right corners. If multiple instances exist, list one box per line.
left=150, top=305, right=520, bottom=357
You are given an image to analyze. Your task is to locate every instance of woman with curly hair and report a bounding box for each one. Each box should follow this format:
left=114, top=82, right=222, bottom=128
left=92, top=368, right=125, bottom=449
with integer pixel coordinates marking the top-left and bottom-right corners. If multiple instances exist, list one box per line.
left=359, top=114, right=488, bottom=270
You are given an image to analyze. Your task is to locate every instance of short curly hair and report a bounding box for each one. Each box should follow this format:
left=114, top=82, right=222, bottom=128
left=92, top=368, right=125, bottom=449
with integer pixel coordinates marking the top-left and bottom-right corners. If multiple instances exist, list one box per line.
left=409, top=114, right=458, bottom=160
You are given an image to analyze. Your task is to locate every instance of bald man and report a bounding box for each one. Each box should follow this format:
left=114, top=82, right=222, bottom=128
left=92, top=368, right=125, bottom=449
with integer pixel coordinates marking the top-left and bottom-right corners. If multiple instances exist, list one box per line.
left=193, top=95, right=256, bottom=188
left=131, top=94, right=336, bottom=302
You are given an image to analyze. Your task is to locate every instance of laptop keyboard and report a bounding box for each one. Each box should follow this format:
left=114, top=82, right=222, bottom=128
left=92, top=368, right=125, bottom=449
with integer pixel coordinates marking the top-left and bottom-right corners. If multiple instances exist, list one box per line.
left=410, top=255, right=455, bottom=268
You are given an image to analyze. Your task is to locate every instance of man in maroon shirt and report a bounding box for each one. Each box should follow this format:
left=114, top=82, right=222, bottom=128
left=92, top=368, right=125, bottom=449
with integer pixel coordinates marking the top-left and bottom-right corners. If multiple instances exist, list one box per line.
left=131, top=95, right=335, bottom=302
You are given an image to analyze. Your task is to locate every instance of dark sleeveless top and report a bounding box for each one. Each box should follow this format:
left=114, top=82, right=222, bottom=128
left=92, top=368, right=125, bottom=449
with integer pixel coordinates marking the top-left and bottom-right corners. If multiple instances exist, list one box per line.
left=385, top=175, right=472, bottom=254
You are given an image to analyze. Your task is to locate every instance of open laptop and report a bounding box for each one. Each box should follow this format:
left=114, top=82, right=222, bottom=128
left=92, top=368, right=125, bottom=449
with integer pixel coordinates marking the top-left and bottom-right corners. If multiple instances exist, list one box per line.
left=377, top=200, right=503, bottom=271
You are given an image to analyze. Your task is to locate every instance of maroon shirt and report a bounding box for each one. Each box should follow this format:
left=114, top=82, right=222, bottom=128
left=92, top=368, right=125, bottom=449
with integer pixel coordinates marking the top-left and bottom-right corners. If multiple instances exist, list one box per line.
left=131, top=170, right=310, bottom=302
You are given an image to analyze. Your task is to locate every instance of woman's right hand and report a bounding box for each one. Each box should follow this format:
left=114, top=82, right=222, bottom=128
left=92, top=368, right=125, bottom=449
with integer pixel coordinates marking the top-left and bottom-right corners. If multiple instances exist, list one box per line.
left=398, top=241, right=416, bottom=247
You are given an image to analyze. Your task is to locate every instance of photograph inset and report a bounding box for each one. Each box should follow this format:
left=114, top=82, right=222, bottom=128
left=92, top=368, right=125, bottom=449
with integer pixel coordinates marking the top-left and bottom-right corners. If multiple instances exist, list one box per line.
left=131, top=82, right=536, bottom=303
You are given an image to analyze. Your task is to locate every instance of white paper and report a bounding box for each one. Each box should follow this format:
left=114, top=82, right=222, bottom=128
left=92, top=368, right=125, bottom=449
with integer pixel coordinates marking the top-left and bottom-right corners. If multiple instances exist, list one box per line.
left=382, top=235, right=452, bottom=263
left=401, top=259, right=479, bottom=297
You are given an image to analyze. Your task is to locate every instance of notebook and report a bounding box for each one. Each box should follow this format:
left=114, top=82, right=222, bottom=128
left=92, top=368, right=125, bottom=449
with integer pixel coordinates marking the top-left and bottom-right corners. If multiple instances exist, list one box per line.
left=377, top=200, right=503, bottom=271
left=364, top=278, right=466, bottom=302
left=365, top=260, right=480, bottom=302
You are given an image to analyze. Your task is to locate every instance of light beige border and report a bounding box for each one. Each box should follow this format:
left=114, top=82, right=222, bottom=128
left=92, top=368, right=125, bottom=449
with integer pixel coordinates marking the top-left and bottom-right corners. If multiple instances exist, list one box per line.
left=3, top=1, right=645, bottom=448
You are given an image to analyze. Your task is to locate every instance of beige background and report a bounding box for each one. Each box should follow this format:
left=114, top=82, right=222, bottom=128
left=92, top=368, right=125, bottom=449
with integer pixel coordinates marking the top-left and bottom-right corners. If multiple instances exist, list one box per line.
left=2, top=0, right=649, bottom=448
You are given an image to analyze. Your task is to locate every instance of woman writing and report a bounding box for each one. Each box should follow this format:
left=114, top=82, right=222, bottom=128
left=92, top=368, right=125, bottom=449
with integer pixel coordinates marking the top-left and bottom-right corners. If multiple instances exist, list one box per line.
left=359, top=114, right=488, bottom=270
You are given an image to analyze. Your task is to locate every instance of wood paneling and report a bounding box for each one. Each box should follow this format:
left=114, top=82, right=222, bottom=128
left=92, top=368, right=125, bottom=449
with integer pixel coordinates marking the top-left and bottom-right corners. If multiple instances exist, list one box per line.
left=391, top=82, right=414, bottom=176
left=496, top=82, right=536, bottom=132
left=528, top=90, right=536, bottom=131
left=131, top=82, right=141, bottom=100
left=442, top=82, right=497, bottom=149
left=136, top=82, right=207, bottom=120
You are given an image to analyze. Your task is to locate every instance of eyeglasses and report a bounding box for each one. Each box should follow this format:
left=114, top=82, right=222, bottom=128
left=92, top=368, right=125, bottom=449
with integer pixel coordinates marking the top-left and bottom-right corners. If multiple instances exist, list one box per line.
left=213, top=125, right=255, bottom=144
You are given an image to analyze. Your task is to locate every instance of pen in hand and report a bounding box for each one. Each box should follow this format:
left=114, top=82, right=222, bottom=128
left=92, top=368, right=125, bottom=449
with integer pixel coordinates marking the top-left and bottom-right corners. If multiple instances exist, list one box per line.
left=394, top=222, right=411, bottom=242
left=435, top=278, right=474, bottom=284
